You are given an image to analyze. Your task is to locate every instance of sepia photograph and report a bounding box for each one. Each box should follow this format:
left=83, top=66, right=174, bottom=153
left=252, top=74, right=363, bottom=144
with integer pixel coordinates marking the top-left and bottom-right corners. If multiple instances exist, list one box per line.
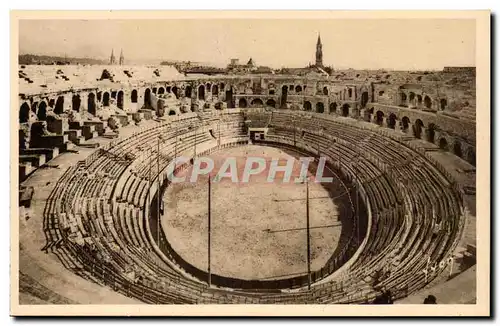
left=10, top=10, right=490, bottom=317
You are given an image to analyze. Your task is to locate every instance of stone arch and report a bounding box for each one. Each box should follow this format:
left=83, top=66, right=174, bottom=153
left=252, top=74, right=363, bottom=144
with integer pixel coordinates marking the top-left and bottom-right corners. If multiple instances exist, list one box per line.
left=225, top=87, right=234, bottom=108
left=117, top=90, right=124, bottom=109
left=466, top=148, right=476, bottom=165
left=144, top=88, right=151, bottom=108
left=440, top=99, right=447, bottom=110
left=387, top=113, right=397, bottom=129
left=427, top=123, right=437, bottom=144
left=417, top=94, right=423, bottom=106
left=375, top=110, right=384, bottom=126
left=453, top=140, right=463, bottom=158
left=251, top=98, right=264, bottom=107
left=361, top=91, right=369, bottom=108
left=281, top=85, right=288, bottom=108
left=364, top=107, right=374, bottom=122
left=220, top=83, right=225, bottom=91
left=401, top=116, right=410, bottom=132
left=413, top=119, right=424, bottom=139
left=29, top=122, right=45, bottom=148
left=330, top=102, right=337, bottom=114
left=156, top=99, right=165, bottom=117
left=31, top=102, right=38, bottom=114
left=212, top=84, right=218, bottom=95
left=72, top=94, right=81, bottom=112
left=424, top=95, right=432, bottom=109
left=158, top=87, right=165, bottom=94
left=166, top=86, right=172, bottom=93
left=152, top=87, right=158, bottom=94
left=295, top=85, right=302, bottom=93
left=131, top=89, right=138, bottom=103
left=172, top=86, right=178, bottom=98
left=103, top=92, right=110, bottom=107
left=266, top=99, right=276, bottom=108
left=48, top=99, right=55, bottom=108
left=323, top=87, right=328, bottom=95
left=400, top=92, right=407, bottom=106
left=303, top=101, right=312, bottom=111
left=88, top=93, right=96, bottom=115
left=342, top=104, right=350, bottom=117
left=198, top=85, right=205, bottom=100
left=97, top=91, right=102, bottom=102
left=206, top=83, right=212, bottom=91
left=439, top=138, right=449, bottom=151
left=409, top=92, right=415, bottom=106
left=316, top=102, right=325, bottom=113
left=37, top=101, right=47, bottom=121
left=238, top=98, right=248, bottom=108
left=19, top=102, right=30, bottom=123
left=55, top=96, right=64, bottom=114
left=168, top=110, right=176, bottom=116
left=185, top=85, right=192, bottom=98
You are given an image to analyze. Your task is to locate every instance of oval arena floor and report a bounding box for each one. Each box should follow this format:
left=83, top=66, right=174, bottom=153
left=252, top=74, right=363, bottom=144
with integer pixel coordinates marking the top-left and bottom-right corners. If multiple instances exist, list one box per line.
left=18, top=109, right=476, bottom=304
left=164, top=145, right=353, bottom=281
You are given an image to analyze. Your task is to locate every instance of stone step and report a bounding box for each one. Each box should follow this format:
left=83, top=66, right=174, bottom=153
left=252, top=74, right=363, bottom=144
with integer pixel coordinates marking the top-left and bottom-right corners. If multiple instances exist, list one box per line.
left=84, top=131, right=99, bottom=140
left=19, top=162, right=33, bottom=182
left=20, top=153, right=46, bottom=168
left=84, top=120, right=106, bottom=135
left=59, top=141, right=75, bottom=152
left=64, top=129, right=82, bottom=143
left=72, top=136, right=86, bottom=146
left=20, top=147, right=59, bottom=161
left=78, top=142, right=100, bottom=149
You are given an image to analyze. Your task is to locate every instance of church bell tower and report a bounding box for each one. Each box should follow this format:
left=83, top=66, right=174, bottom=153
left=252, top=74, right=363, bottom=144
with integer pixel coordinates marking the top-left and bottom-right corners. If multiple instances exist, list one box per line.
left=315, top=33, right=323, bottom=68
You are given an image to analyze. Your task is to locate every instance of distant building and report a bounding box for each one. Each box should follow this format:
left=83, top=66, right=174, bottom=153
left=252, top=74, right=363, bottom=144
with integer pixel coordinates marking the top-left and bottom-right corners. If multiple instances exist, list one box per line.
left=443, top=66, right=475, bottom=74
left=276, top=34, right=330, bottom=76
left=110, top=49, right=116, bottom=65
left=315, top=33, right=323, bottom=68
left=227, top=57, right=259, bottom=73
left=119, top=49, right=124, bottom=65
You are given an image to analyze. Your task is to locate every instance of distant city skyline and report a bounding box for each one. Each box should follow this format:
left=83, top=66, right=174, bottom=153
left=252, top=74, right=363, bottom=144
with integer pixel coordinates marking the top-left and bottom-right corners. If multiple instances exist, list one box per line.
left=19, top=19, right=476, bottom=70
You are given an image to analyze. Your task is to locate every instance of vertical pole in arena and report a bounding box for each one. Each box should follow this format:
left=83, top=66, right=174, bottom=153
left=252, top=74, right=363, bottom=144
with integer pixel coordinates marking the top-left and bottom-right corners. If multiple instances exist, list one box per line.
left=208, top=175, right=212, bottom=287
left=293, top=118, right=296, bottom=147
left=194, top=126, right=197, bottom=157
left=218, top=121, right=221, bottom=148
left=356, top=180, right=360, bottom=246
left=306, top=177, right=311, bottom=290
left=157, top=137, right=161, bottom=245
left=148, top=146, right=152, bottom=220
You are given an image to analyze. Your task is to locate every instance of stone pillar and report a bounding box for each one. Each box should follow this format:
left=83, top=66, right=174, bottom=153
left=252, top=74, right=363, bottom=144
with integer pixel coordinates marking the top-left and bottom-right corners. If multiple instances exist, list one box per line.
left=123, top=90, right=132, bottom=112
left=432, top=131, right=442, bottom=145
left=394, top=120, right=401, bottom=131
left=403, top=122, right=412, bottom=134
left=420, top=127, right=427, bottom=140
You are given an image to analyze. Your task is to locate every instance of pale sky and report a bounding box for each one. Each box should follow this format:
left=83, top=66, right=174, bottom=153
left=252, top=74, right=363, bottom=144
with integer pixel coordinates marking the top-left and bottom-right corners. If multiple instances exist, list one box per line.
left=19, top=19, right=476, bottom=70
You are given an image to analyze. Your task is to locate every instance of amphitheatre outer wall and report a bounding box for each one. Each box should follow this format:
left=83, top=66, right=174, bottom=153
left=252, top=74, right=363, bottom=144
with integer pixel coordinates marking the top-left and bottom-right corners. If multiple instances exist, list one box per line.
left=19, top=68, right=476, bottom=167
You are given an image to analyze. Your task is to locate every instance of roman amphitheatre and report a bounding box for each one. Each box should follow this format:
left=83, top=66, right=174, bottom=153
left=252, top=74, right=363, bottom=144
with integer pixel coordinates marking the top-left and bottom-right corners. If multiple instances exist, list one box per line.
left=16, top=37, right=477, bottom=304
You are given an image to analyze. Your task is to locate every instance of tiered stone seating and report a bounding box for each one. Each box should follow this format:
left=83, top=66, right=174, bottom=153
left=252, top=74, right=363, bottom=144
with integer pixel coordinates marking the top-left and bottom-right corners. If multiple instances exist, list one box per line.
left=42, top=109, right=464, bottom=304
